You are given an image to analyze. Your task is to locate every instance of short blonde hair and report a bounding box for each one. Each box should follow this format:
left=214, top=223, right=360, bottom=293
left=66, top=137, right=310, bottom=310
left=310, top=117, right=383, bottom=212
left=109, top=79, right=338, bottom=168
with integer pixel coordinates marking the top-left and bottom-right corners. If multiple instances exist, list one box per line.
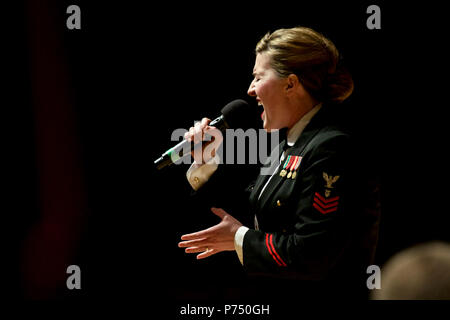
left=256, top=27, right=354, bottom=103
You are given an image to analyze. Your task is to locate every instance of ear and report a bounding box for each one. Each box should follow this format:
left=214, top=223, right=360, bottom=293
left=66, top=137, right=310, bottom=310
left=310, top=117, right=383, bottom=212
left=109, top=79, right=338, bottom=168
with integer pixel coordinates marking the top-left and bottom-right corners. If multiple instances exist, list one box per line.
left=285, top=74, right=301, bottom=94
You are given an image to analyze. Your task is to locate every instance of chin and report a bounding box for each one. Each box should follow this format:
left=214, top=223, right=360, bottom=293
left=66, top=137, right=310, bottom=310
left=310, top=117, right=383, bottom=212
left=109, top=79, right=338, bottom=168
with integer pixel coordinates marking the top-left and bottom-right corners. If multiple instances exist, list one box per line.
left=262, top=115, right=281, bottom=132
left=263, top=120, right=282, bottom=132
left=263, top=124, right=276, bottom=133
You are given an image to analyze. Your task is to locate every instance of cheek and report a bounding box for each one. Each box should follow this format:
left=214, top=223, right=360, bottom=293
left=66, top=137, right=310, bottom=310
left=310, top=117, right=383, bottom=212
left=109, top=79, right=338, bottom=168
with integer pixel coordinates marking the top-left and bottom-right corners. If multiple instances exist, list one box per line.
left=255, top=81, right=271, bottom=100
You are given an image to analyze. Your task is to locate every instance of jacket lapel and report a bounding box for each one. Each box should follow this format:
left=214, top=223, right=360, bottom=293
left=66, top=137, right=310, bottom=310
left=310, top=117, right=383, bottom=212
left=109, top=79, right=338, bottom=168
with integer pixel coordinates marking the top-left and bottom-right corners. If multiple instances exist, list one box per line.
left=249, top=138, right=286, bottom=208
left=254, top=107, right=330, bottom=213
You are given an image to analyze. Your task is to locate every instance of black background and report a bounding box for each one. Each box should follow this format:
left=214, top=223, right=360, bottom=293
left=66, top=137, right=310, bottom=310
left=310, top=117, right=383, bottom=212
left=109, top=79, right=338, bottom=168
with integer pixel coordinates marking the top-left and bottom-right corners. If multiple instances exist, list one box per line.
left=4, top=0, right=450, bottom=311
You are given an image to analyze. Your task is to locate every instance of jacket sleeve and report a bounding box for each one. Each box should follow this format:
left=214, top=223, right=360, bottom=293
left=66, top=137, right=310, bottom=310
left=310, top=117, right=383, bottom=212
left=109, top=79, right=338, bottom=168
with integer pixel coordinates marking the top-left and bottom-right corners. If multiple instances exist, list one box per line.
left=186, top=156, right=220, bottom=191
left=242, top=134, right=358, bottom=280
left=186, top=159, right=260, bottom=227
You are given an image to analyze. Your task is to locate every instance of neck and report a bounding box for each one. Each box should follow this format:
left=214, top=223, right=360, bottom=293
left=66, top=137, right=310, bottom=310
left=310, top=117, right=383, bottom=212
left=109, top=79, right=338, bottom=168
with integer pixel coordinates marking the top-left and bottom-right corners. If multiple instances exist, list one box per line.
left=286, top=99, right=318, bottom=130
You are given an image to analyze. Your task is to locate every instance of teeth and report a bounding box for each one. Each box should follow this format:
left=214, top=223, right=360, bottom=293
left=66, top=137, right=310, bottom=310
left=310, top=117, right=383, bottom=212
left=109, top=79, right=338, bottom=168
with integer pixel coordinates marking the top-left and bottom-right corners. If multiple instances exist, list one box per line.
left=258, top=102, right=262, bottom=106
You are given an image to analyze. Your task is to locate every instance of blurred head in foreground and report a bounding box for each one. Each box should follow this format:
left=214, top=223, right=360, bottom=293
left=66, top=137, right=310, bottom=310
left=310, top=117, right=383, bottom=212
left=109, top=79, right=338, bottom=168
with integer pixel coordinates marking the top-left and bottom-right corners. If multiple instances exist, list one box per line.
left=372, top=241, right=450, bottom=300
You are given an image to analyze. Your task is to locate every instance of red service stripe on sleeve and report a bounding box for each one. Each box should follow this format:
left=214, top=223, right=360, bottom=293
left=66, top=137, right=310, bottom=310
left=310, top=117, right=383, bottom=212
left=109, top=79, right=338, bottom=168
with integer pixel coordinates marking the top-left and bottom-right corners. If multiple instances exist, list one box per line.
left=314, top=197, right=339, bottom=209
left=265, top=233, right=282, bottom=266
left=266, top=233, right=286, bottom=267
left=313, top=203, right=338, bottom=214
left=269, top=234, right=287, bottom=267
left=314, top=192, right=340, bottom=203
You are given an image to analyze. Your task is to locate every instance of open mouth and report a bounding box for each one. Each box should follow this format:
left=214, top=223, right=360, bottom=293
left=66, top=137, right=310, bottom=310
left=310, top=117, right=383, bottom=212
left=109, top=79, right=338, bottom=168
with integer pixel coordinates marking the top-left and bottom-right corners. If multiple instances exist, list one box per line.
left=257, top=100, right=264, bottom=120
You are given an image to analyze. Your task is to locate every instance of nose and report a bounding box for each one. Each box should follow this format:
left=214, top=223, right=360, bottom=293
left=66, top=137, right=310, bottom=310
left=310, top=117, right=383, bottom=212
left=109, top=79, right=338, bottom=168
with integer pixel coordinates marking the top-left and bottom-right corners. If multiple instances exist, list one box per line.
left=247, top=79, right=256, bottom=97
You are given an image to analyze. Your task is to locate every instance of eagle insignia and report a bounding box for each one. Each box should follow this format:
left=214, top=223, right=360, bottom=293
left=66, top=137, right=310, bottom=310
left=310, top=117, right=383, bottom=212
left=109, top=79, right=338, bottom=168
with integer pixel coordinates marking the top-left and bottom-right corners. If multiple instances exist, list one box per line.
left=322, top=172, right=340, bottom=197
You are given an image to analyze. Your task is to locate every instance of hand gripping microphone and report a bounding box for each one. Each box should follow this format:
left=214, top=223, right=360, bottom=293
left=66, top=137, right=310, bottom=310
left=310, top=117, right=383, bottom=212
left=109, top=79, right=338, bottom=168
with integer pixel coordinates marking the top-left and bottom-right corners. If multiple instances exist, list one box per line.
left=154, top=99, right=255, bottom=170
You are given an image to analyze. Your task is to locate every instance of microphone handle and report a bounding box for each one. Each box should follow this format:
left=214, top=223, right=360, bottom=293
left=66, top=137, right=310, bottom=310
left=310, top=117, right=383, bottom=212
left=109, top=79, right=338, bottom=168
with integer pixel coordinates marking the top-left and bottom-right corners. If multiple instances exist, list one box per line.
left=154, top=116, right=228, bottom=170
left=154, top=139, right=188, bottom=170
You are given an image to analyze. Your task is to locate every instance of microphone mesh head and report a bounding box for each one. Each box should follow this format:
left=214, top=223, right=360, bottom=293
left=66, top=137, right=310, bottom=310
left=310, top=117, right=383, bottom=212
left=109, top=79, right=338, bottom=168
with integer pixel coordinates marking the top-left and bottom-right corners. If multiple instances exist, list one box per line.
left=221, top=99, right=257, bottom=130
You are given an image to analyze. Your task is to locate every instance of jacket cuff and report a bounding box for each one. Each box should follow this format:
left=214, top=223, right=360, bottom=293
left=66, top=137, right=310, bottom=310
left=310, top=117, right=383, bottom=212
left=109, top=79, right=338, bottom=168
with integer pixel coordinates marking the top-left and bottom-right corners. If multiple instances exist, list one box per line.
left=234, top=226, right=249, bottom=265
left=186, top=155, right=220, bottom=190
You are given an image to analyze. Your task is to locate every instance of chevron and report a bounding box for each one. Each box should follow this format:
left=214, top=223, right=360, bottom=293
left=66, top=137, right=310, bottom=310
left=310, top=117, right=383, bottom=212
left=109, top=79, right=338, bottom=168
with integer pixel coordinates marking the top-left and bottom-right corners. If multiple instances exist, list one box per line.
left=314, top=196, right=339, bottom=209
left=313, top=203, right=338, bottom=214
left=315, top=192, right=339, bottom=203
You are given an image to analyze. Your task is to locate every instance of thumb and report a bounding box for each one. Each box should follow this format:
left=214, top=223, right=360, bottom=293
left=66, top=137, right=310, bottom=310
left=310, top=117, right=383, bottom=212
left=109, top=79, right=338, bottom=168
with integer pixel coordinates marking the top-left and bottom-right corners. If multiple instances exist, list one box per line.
left=211, top=207, right=227, bottom=219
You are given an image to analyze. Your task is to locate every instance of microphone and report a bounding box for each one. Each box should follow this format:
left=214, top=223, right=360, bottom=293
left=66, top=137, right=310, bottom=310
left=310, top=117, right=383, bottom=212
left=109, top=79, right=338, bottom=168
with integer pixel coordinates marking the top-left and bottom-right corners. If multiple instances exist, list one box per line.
left=154, top=99, right=255, bottom=170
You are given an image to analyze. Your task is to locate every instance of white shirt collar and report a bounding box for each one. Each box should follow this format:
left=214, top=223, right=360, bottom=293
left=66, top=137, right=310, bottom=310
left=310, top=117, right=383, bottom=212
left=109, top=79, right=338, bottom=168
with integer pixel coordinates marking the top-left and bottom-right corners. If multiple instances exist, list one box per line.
left=287, top=103, right=322, bottom=146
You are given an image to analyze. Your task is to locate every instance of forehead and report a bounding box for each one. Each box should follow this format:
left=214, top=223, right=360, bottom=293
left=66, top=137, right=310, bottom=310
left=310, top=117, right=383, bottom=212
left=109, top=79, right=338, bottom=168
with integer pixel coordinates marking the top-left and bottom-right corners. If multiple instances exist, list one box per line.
left=253, top=52, right=272, bottom=73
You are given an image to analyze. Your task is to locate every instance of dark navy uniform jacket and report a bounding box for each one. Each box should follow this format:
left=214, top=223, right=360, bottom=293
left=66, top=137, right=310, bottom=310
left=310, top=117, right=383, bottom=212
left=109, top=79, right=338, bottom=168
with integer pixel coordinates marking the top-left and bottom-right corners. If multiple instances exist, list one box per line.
left=190, top=105, right=380, bottom=298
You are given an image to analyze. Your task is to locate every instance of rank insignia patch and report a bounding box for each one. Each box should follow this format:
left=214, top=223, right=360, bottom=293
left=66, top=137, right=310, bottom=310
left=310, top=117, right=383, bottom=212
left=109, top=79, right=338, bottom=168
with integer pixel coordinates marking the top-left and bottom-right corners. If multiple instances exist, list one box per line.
left=313, top=192, right=339, bottom=214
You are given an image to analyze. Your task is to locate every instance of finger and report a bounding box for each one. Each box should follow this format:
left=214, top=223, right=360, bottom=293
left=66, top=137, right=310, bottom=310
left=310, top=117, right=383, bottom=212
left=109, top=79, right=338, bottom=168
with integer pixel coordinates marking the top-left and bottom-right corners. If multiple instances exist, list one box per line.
left=195, top=119, right=213, bottom=141
left=193, top=122, right=203, bottom=144
left=192, top=122, right=201, bottom=144
left=180, top=226, right=217, bottom=241
left=194, top=120, right=203, bottom=131
left=211, top=207, right=227, bottom=219
left=203, top=128, right=216, bottom=143
left=178, top=238, right=207, bottom=247
left=201, top=117, right=211, bottom=126
left=187, top=127, right=195, bottom=142
left=184, top=246, right=208, bottom=254
left=205, top=126, right=221, bottom=135
left=197, top=248, right=218, bottom=260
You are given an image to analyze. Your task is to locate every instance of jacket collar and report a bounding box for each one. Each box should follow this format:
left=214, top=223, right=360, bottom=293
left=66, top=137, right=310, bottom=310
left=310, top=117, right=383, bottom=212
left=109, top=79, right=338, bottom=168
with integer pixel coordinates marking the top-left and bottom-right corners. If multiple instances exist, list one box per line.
left=286, top=103, right=322, bottom=147
left=286, top=104, right=333, bottom=155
